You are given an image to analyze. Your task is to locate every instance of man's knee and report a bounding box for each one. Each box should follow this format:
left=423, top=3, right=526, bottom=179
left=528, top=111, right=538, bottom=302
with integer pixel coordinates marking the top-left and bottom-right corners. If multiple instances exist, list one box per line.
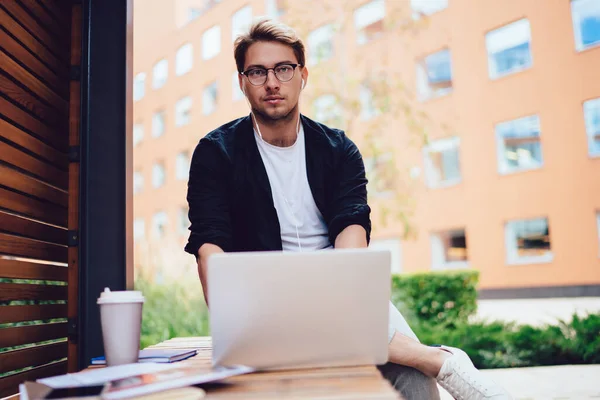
left=377, top=362, right=440, bottom=400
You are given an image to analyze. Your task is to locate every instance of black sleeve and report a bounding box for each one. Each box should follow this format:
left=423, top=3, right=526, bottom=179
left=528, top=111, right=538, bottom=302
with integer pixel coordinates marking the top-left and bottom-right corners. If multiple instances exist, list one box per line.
left=184, top=138, right=232, bottom=258
left=328, top=133, right=372, bottom=246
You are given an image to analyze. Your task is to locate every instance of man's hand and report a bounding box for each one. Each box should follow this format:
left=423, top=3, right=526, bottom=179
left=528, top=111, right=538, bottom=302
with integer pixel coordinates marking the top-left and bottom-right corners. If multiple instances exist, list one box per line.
left=334, top=224, right=368, bottom=249
left=197, top=243, right=224, bottom=307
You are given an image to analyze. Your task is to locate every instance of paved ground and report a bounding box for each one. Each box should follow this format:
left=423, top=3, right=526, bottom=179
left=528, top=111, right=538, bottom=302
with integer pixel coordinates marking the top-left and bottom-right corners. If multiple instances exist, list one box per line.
left=439, top=364, right=600, bottom=399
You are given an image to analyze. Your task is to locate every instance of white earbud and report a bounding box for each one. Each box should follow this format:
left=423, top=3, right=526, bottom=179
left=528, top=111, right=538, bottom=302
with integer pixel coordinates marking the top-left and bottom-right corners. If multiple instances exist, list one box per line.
left=301, top=79, right=305, bottom=90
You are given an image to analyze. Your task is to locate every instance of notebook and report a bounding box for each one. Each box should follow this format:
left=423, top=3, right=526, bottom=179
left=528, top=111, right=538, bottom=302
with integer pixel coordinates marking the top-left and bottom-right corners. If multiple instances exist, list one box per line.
left=91, top=349, right=197, bottom=365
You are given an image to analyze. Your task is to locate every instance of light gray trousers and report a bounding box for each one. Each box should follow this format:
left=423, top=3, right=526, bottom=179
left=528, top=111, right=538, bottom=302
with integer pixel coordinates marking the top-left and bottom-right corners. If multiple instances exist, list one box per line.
left=381, top=302, right=441, bottom=400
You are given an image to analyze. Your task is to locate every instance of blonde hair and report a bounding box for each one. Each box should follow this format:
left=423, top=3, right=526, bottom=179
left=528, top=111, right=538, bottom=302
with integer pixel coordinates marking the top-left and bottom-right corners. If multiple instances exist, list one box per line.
left=234, top=19, right=306, bottom=72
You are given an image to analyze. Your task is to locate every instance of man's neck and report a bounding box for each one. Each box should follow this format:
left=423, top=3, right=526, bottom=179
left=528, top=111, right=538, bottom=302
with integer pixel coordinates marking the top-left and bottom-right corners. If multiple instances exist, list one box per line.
left=253, top=110, right=300, bottom=148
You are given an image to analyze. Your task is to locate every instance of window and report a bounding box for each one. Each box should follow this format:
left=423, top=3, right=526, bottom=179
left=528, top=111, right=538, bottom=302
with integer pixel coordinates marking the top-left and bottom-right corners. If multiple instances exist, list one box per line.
left=312, top=94, right=342, bottom=126
left=584, top=97, right=600, bottom=157
left=571, top=0, right=600, bottom=51
left=175, top=151, right=190, bottom=181
left=176, top=43, right=193, bottom=76
left=203, top=81, right=218, bottom=115
left=175, top=96, right=192, bottom=127
left=133, top=170, right=144, bottom=194
left=496, top=115, right=543, bottom=174
left=411, top=0, right=447, bottom=19
left=232, top=71, right=243, bottom=101
left=202, top=25, right=221, bottom=60
left=423, top=137, right=461, bottom=188
left=486, top=19, right=532, bottom=79
left=133, top=218, right=145, bottom=242
left=359, top=84, right=377, bottom=121
left=431, top=229, right=468, bottom=270
left=308, top=24, right=334, bottom=66
left=133, top=123, right=144, bottom=147
left=152, top=162, right=165, bottom=188
left=417, top=49, right=453, bottom=101
left=133, top=73, right=145, bottom=101
left=265, top=0, right=285, bottom=18
left=505, top=217, right=552, bottom=264
left=152, top=59, right=168, bottom=89
left=152, top=111, right=165, bottom=137
left=152, top=211, right=168, bottom=239
left=178, top=207, right=190, bottom=235
left=354, top=0, right=385, bottom=45
left=232, top=6, right=252, bottom=43
left=369, top=238, right=402, bottom=273
left=364, top=152, right=393, bottom=197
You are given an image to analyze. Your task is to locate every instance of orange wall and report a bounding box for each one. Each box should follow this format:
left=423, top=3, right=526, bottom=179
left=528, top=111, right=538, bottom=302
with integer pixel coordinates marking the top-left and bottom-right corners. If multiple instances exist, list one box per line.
left=132, top=0, right=600, bottom=290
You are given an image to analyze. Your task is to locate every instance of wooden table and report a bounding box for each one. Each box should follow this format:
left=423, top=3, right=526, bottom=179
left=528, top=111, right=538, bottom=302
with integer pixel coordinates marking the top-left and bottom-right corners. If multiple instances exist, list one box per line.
left=147, top=336, right=401, bottom=399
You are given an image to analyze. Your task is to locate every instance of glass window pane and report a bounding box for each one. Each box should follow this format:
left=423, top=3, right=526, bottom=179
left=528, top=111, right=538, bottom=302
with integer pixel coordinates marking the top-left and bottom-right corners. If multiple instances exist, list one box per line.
left=584, top=97, right=600, bottom=156
left=496, top=115, right=543, bottom=173
left=176, top=43, right=193, bottom=75
left=431, top=229, right=468, bottom=270
left=232, top=6, right=252, bottom=43
left=417, top=49, right=453, bottom=100
left=133, top=123, right=144, bottom=147
left=152, top=211, right=168, bottom=239
left=571, top=0, right=600, bottom=51
left=176, top=151, right=190, bottom=180
left=202, top=25, right=221, bottom=60
left=152, top=59, right=168, bottom=89
left=308, top=24, right=334, bottom=65
left=134, top=73, right=145, bottom=101
left=411, top=0, right=447, bottom=19
left=175, top=96, right=192, bottom=126
left=486, top=19, right=532, bottom=78
left=203, top=82, right=218, bottom=115
left=506, top=218, right=552, bottom=263
left=152, top=111, right=165, bottom=137
left=354, top=0, right=385, bottom=44
left=152, top=162, right=165, bottom=187
left=423, top=137, right=461, bottom=188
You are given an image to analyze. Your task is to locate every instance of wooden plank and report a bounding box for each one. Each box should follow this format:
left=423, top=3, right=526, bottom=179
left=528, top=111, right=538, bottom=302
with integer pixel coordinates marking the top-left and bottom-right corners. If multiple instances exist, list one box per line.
left=0, top=283, right=67, bottom=302
left=0, top=7, right=67, bottom=76
left=0, top=165, right=68, bottom=208
left=18, top=0, right=70, bottom=44
left=0, top=212, right=67, bottom=245
left=0, top=50, right=68, bottom=114
left=0, top=322, right=67, bottom=348
left=0, top=187, right=67, bottom=228
left=0, top=29, right=65, bottom=100
left=70, top=5, right=81, bottom=67
left=0, top=119, right=68, bottom=169
left=1, top=2, right=69, bottom=62
left=0, top=304, right=67, bottom=324
left=0, top=96, right=67, bottom=153
left=37, top=0, right=71, bottom=30
left=0, top=341, right=67, bottom=375
left=0, top=232, right=68, bottom=263
left=0, top=259, right=67, bottom=281
left=0, top=360, right=67, bottom=399
left=0, top=69, right=67, bottom=133
left=0, top=141, right=68, bottom=190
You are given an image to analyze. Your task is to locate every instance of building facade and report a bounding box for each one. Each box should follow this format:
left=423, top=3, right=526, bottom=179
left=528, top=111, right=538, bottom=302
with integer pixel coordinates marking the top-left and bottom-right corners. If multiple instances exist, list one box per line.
left=132, top=0, right=600, bottom=294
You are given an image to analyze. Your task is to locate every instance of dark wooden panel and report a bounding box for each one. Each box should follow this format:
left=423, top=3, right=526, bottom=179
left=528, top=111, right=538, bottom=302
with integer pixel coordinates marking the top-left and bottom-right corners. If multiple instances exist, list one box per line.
left=0, top=341, right=67, bottom=375
left=0, top=360, right=67, bottom=399
left=0, top=212, right=67, bottom=245
left=0, top=119, right=68, bottom=169
left=0, top=232, right=68, bottom=263
left=1, top=2, right=69, bottom=62
left=0, top=68, right=67, bottom=131
left=0, top=140, right=68, bottom=190
left=37, top=0, right=71, bottom=30
left=0, top=7, right=66, bottom=76
left=0, top=258, right=67, bottom=281
left=0, top=304, right=67, bottom=324
left=0, top=322, right=67, bottom=348
left=0, top=187, right=67, bottom=227
left=0, top=28, right=64, bottom=99
left=0, top=50, right=68, bottom=114
left=0, top=164, right=68, bottom=208
left=18, top=0, right=69, bottom=44
left=0, top=96, right=66, bottom=152
left=0, top=283, right=67, bottom=302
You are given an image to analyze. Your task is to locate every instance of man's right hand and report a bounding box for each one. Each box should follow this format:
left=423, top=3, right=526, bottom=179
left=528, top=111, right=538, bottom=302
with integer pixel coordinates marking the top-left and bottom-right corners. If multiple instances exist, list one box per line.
left=197, top=243, right=224, bottom=307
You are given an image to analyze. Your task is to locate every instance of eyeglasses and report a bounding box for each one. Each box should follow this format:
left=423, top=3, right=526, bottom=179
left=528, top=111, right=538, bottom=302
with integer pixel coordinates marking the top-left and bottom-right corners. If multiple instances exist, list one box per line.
left=240, top=64, right=302, bottom=86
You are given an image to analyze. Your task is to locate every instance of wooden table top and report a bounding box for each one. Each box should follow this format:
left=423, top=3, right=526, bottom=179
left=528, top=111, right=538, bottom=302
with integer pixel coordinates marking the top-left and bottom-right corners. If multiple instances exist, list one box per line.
left=147, top=336, right=401, bottom=399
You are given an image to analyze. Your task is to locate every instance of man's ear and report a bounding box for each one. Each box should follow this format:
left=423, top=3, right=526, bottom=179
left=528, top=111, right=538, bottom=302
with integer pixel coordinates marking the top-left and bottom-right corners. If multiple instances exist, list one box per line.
left=301, top=67, right=309, bottom=90
left=238, top=73, right=245, bottom=96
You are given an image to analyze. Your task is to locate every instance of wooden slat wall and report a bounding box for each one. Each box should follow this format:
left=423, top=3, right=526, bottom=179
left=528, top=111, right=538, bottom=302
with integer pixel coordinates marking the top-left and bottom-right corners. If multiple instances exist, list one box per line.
left=0, top=1, right=77, bottom=397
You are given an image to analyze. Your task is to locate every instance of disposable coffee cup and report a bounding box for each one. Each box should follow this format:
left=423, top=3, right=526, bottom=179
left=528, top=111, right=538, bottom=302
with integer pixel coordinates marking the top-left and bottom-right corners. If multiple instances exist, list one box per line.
left=97, top=288, right=145, bottom=366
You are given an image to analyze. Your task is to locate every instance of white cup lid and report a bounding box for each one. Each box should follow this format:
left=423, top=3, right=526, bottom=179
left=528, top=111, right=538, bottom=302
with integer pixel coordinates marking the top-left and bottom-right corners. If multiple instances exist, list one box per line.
left=97, top=287, right=145, bottom=304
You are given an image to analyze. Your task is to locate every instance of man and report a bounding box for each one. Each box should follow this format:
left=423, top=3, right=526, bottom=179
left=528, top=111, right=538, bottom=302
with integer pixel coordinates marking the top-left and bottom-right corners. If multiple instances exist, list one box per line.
left=185, top=19, right=511, bottom=400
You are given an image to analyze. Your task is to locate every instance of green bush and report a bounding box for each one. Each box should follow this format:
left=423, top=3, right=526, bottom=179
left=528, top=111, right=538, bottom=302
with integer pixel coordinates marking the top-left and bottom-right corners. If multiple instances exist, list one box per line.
left=135, top=276, right=210, bottom=349
left=391, top=270, right=478, bottom=326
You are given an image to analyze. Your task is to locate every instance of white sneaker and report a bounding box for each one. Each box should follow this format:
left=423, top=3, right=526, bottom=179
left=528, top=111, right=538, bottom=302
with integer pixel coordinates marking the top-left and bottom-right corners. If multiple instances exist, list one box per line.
left=436, top=346, right=513, bottom=400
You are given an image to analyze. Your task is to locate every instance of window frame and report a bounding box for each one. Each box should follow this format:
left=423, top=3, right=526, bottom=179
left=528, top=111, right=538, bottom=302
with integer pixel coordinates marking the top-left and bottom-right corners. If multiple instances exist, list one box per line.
left=571, top=0, right=600, bottom=51
left=505, top=217, right=553, bottom=265
left=430, top=229, right=470, bottom=270
left=486, top=19, right=533, bottom=80
left=422, top=136, right=462, bottom=189
left=175, top=43, right=193, bottom=76
left=495, top=114, right=544, bottom=174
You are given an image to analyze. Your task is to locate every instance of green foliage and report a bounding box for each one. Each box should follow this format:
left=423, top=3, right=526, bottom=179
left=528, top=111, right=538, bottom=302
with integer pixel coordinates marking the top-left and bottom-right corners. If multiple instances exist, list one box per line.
left=391, top=270, right=478, bottom=325
left=135, top=276, right=210, bottom=349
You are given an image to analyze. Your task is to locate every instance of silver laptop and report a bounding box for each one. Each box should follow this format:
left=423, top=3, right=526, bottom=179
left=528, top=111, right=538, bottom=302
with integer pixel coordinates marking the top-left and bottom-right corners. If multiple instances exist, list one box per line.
left=207, top=249, right=390, bottom=370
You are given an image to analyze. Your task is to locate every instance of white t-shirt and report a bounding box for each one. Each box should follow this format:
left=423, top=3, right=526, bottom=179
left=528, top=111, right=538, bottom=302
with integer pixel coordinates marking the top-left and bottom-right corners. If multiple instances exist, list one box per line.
left=254, top=123, right=331, bottom=251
